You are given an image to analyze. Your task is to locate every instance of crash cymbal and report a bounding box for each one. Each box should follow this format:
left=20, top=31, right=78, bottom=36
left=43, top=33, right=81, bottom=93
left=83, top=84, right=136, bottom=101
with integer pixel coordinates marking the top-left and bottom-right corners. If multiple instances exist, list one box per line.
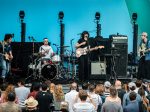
left=58, top=46, right=70, bottom=48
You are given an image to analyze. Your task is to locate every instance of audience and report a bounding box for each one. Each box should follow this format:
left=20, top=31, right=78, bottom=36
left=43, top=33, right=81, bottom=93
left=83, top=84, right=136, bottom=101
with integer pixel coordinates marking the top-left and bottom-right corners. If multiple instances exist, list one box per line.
left=123, top=91, right=140, bottom=112
left=54, top=84, right=65, bottom=110
left=104, top=81, right=111, bottom=97
left=65, top=82, right=78, bottom=112
left=36, top=83, right=53, bottom=112
left=15, top=80, right=30, bottom=112
left=73, top=89, right=96, bottom=112
left=123, top=81, right=142, bottom=108
left=0, top=92, right=21, bottom=112
left=101, top=86, right=123, bottom=112
left=88, top=84, right=102, bottom=111
left=25, top=96, right=38, bottom=112
left=115, top=80, right=126, bottom=105
left=2, top=76, right=150, bottom=112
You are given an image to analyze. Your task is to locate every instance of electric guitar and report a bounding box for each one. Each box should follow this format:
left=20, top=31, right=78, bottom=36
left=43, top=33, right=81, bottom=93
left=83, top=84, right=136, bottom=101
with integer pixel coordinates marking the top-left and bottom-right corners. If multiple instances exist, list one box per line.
left=139, top=48, right=149, bottom=58
left=0, top=53, right=13, bottom=61
left=76, top=45, right=104, bottom=58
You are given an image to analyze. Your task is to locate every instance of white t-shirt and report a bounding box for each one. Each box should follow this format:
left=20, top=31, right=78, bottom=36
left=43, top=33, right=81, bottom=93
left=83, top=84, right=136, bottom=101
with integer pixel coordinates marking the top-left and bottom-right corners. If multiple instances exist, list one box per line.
left=73, top=102, right=95, bottom=112
left=39, top=45, right=54, bottom=59
left=65, top=90, right=78, bottom=112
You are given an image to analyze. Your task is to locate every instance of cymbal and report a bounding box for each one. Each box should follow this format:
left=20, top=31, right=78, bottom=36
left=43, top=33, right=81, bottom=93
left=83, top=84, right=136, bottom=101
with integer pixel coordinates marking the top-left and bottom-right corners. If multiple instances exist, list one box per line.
left=33, top=53, right=40, bottom=56
left=58, top=46, right=70, bottom=48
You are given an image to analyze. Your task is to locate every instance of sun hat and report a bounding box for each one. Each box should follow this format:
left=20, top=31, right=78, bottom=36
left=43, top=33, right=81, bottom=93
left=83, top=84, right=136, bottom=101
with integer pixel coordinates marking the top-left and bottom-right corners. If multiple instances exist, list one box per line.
left=25, top=96, right=38, bottom=108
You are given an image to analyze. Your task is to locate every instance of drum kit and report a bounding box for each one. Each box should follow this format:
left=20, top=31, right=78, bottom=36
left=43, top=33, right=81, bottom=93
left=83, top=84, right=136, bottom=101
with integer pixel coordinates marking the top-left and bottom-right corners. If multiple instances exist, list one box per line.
left=26, top=45, right=77, bottom=82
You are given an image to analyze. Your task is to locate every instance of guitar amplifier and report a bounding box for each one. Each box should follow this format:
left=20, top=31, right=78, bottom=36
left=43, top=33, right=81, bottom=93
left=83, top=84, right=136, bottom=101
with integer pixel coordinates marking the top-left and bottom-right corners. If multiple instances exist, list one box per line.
left=91, top=62, right=106, bottom=75
left=109, top=35, right=128, bottom=44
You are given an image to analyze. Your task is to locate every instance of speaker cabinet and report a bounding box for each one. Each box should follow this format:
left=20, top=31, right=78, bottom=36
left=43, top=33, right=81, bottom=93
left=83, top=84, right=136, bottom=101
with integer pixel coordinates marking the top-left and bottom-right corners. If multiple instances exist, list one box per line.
left=90, top=61, right=106, bottom=79
left=111, top=43, right=128, bottom=77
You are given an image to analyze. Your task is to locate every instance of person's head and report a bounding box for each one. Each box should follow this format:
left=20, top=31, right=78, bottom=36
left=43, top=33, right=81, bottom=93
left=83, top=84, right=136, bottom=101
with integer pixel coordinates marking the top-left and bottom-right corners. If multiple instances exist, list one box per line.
left=141, top=32, right=148, bottom=43
left=109, top=86, right=118, bottom=98
left=104, top=81, right=111, bottom=89
left=138, top=87, right=145, bottom=97
left=25, top=96, right=38, bottom=111
left=70, top=82, right=77, bottom=90
left=41, top=83, right=48, bottom=91
left=115, top=80, right=122, bottom=89
left=81, top=31, right=89, bottom=40
left=128, top=82, right=136, bottom=91
left=129, top=91, right=136, bottom=101
left=55, top=84, right=63, bottom=92
left=78, top=89, right=88, bottom=101
left=5, top=84, right=15, bottom=93
left=4, top=34, right=13, bottom=43
left=49, top=83, right=55, bottom=94
left=95, top=84, right=105, bottom=95
left=89, top=84, right=95, bottom=93
left=60, top=101, right=69, bottom=112
left=135, top=80, right=142, bottom=88
left=43, top=38, right=49, bottom=45
left=82, top=82, right=89, bottom=90
left=7, top=92, right=16, bottom=102
left=17, top=79, right=25, bottom=86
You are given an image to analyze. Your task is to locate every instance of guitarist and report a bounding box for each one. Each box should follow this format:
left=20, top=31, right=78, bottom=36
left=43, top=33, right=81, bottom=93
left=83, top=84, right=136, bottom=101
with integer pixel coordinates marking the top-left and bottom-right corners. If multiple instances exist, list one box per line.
left=75, top=31, right=96, bottom=82
left=0, top=34, right=13, bottom=80
left=138, top=32, right=150, bottom=79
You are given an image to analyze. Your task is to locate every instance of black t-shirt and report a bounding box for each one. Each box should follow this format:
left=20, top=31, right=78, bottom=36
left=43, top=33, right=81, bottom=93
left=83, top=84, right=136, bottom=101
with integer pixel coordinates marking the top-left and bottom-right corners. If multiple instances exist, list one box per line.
left=36, top=91, right=53, bottom=112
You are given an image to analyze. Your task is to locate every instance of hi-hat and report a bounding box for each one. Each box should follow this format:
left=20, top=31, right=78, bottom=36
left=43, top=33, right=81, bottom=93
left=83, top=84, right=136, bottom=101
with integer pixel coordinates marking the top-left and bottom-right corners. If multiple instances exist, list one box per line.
left=33, top=53, right=39, bottom=56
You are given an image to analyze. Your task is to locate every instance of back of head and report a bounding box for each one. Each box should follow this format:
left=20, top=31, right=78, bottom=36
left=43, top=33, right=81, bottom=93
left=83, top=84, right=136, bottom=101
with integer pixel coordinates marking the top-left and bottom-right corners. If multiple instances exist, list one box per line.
left=7, top=92, right=16, bottom=101
left=41, top=83, right=48, bottom=91
left=109, top=86, right=117, bottom=97
left=138, top=87, right=145, bottom=97
left=60, top=101, right=69, bottom=112
left=95, top=84, right=105, bottom=95
left=82, top=82, right=89, bottom=90
left=79, top=89, right=88, bottom=101
left=70, top=82, right=77, bottom=90
left=89, top=84, right=95, bottom=92
left=115, top=80, right=122, bottom=89
left=17, top=79, right=25, bottom=86
left=135, top=80, right=142, bottom=88
left=129, top=91, right=137, bottom=101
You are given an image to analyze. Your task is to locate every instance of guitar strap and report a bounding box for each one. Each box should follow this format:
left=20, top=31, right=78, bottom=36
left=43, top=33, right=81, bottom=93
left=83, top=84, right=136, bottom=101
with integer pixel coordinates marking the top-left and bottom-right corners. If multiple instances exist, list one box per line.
left=0, top=41, right=5, bottom=54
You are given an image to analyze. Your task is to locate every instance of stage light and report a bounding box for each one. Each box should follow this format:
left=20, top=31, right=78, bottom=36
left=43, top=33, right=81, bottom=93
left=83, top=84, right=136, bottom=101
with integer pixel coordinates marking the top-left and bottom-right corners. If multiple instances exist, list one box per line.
left=19, top=10, right=25, bottom=19
left=132, top=13, right=137, bottom=21
left=59, top=11, right=64, bottom=20
left=95, top=12, right=100, bottom=20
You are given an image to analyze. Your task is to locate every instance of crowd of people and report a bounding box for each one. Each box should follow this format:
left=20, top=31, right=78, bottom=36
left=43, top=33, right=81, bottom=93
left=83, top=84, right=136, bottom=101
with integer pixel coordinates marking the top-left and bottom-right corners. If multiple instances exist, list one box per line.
left=0, top=79, right=150, bottom=112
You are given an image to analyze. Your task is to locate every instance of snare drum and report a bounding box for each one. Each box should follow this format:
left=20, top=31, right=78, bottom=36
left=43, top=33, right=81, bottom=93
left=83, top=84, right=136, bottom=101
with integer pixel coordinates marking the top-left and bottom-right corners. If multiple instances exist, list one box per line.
left=52, top=55, right=61, bottom=63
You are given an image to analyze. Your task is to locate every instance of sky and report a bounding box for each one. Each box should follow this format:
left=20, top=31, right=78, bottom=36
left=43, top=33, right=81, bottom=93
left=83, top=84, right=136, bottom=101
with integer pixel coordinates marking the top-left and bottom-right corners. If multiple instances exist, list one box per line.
left=0, top=0, right=133, bottom=52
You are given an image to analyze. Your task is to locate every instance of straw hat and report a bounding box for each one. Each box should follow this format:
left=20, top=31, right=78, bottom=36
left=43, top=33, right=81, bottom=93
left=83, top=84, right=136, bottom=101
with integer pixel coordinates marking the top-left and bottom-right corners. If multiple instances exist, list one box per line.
left=25, top=96, right=38, bottom=108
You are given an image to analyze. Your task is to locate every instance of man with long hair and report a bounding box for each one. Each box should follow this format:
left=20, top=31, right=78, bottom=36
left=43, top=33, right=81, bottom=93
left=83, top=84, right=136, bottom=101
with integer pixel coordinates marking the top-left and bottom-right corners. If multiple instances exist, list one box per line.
left=0, top=34, right=13, bottom=80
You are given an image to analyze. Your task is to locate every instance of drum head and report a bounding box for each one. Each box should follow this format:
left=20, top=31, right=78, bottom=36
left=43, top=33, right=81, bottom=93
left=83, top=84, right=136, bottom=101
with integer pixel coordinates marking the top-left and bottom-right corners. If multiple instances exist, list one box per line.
left=41, top=64, right=57, bottom=80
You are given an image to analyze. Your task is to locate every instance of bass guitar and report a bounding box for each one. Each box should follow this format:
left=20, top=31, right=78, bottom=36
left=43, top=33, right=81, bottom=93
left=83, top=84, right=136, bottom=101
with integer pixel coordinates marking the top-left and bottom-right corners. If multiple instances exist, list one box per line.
left=76, top=45, right=104, bottom=58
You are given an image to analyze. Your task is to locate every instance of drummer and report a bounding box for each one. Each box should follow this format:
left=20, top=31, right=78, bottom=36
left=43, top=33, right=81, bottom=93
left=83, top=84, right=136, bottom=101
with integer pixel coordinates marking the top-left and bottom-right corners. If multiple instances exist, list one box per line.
left=39, top=38, right=54, bottom=64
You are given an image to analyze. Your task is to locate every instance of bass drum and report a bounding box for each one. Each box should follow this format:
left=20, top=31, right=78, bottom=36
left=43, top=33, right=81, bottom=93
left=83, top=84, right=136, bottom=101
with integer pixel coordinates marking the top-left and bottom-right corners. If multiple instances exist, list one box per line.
left=41, top=64, right=57, bottom=80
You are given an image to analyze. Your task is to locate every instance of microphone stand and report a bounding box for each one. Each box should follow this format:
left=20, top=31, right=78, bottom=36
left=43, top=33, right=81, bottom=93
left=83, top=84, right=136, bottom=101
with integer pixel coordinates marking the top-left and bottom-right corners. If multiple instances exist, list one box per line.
left=70, top=39, right=75, bottom=80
